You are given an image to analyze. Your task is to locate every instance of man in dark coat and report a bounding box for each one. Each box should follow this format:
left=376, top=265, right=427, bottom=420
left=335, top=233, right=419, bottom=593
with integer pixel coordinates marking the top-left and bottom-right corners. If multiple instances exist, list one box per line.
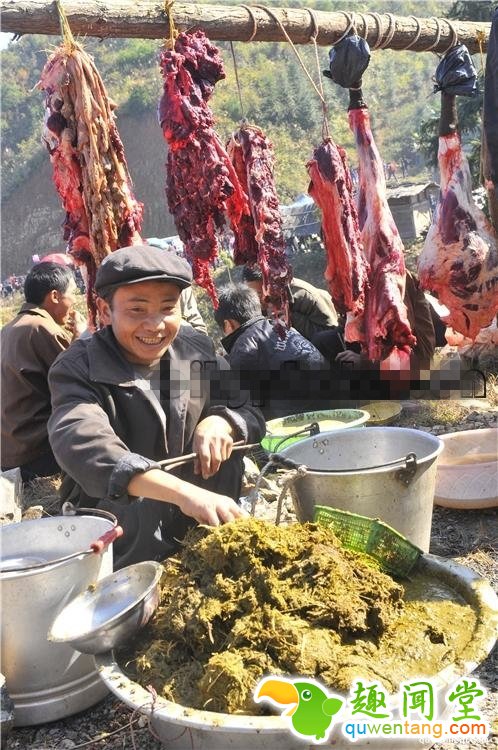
left=214, top=284, right=329, bottom=419
left=48, top=246, right=265, bottom=568
left=242, top=265, right=337, bottom=341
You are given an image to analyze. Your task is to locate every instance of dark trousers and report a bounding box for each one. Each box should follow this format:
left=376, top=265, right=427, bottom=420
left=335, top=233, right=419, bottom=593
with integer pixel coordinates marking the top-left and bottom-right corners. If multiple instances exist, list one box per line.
left=19, top=449, right=60, bottom=484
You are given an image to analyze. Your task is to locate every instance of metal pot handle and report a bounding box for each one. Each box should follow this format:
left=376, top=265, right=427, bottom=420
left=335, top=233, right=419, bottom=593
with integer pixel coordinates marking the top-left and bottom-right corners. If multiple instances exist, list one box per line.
left=268, top=452, right=419, bottom=485
left=271, top=422, right=320, bottom=453
left=1, top=508, right=122, bottom=574
left=62, top=502, right=118, bottom=527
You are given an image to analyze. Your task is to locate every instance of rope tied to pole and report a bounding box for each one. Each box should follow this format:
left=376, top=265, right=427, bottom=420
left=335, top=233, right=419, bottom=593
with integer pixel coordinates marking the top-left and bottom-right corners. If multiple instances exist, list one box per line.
left=240, top=4, right=258, bottom=41
left=164, top=0, right=177, bottom=49
left=230, top=41, right=246, bottom=121
left=55, top=0, right=77, bottom=51
left=425, top=16, right=443, bottom=51
left=307, top=7, right=330, bottom=140
left=252, top=5, right=330, bottom=139
left=354, top=12, right=458, bottom=53
left=476, top=29, right=486, bottom=72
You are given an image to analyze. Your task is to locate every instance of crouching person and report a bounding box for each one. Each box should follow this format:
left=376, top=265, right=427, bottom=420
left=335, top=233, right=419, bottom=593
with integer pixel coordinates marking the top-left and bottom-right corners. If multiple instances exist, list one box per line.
left=47, top=246, right=265, bottom=568
left=214, top=284, right=330, bottom=419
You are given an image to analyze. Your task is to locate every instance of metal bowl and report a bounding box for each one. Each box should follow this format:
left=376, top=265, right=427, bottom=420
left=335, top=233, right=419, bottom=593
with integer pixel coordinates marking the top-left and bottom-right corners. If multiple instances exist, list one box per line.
left=48, top=561, right=163, bottom=655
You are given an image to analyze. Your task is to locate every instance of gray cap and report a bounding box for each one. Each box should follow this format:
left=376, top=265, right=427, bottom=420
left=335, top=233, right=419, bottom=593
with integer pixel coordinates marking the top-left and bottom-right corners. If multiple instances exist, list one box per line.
left=95, top=244, right=192, bottom=296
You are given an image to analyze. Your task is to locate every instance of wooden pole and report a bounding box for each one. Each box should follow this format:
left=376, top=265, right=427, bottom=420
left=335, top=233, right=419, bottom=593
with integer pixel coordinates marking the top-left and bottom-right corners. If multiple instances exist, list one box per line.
left=0, top=1, right=491, bottom=53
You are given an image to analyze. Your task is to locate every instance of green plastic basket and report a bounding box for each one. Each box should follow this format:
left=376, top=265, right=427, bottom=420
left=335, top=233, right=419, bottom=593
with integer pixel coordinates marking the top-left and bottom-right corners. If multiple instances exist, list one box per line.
left=314, top=505, right=422, bottom=578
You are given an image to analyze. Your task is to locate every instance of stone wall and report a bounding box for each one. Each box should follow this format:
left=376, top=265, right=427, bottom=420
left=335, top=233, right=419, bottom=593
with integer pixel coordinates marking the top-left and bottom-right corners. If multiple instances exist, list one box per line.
left=1, top=109, right=177, bottom=275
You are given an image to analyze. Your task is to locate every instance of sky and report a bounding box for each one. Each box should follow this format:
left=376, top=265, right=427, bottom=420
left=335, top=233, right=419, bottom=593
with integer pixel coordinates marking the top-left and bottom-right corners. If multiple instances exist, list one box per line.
left=1, top=32, right=15, bottom=50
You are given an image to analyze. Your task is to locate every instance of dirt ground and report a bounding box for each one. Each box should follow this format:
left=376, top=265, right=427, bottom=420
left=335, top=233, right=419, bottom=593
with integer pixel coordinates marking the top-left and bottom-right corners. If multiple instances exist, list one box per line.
left=3, top=401, right=497, bottom=750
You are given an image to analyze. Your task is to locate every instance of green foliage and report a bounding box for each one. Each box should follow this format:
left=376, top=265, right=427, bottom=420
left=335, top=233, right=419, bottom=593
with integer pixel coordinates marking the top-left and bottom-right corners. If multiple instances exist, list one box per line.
left=449, top=1, right=495, bottom=21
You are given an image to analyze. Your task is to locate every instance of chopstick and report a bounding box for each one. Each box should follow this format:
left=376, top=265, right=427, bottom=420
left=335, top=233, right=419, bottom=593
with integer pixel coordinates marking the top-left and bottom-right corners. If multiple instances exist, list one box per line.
left=157, top=440, right=259, bottom=471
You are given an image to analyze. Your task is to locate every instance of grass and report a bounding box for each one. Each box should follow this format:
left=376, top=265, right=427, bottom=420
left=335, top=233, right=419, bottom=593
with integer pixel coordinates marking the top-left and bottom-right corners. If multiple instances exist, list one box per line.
left=400, top=400, right=470, bottom=427
left=0, top=291, right=24, bottom=327
left=0, top=289, right=88, bottom=329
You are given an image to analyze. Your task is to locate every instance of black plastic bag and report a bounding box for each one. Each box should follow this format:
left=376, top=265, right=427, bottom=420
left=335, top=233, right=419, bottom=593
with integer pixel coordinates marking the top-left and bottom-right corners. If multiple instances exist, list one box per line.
left=323, top=35, right=371, bottom=88
left=433, top=44, right=478, bottom=97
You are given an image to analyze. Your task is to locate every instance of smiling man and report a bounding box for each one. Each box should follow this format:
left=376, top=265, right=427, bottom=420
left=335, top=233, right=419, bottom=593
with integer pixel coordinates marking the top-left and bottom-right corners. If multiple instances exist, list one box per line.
left=47, top=245, right=265, bottom=568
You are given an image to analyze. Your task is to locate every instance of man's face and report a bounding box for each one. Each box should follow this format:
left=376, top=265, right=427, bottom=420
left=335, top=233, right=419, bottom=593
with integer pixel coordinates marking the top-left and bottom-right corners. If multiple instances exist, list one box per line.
left=97, top=280, right=182, bottom=365
left=52, top=278, right=78, bottom=326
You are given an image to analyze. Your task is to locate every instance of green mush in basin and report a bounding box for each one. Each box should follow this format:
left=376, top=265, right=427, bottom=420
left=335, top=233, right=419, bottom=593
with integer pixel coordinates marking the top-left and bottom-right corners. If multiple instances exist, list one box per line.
left=255, top=677, right=344, bottom=741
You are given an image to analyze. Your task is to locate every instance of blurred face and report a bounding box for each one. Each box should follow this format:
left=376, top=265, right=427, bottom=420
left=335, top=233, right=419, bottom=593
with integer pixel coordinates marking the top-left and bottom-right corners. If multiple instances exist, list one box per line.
left=50, top=278, right=78, bottom=326
left=97, top=281, right=182, bottom=365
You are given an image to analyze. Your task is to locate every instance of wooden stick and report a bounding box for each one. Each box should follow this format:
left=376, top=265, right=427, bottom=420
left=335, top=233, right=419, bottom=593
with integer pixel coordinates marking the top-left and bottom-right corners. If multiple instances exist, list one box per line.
left=0, top=1, right=491, bottom=54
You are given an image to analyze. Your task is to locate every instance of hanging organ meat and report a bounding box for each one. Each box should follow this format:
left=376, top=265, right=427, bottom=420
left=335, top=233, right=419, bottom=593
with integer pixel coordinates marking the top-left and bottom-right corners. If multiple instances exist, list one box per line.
left=418, top=95, right=498, bottom=339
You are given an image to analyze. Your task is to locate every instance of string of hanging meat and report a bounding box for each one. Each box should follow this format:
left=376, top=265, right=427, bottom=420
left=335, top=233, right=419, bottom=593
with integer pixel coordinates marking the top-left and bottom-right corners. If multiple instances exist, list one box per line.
left=348, top=98, right=416, bottom=363
left=307, top=138, right=369, bottom=319
left=39, top=41, right=143, bottom=323
left=227, top=124, right=293, bottom=325
left=159, top=31, right=248, bottom=304
left=311, top=35, right=415, bottom=364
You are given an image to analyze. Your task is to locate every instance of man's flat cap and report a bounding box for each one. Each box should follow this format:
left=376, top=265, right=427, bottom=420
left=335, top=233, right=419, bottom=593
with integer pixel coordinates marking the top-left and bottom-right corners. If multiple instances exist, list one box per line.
left=95, top=244, right=192, bottom=295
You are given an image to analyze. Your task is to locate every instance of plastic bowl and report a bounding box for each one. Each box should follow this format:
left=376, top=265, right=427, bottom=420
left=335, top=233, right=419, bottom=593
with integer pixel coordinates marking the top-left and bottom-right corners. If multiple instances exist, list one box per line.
left=361, top=401, right=402, bottom=425
left=434, top=428, right=498, bottom=509
left=261, top=409, right=370, bottom=453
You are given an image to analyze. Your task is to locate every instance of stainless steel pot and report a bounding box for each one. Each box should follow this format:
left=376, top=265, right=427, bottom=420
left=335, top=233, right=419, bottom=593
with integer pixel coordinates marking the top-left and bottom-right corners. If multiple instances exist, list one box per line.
left=0, top=512, right=116, bottom=726
left=280, top=427, right=443, bottom=551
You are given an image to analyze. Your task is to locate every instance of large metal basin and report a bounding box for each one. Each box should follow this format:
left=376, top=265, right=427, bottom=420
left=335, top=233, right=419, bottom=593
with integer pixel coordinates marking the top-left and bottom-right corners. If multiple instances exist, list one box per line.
left=0, top=515, right=113, bottom=725
left=280, top=427, right=443, bottom=551
left=96, top=554, right=498, bottom=749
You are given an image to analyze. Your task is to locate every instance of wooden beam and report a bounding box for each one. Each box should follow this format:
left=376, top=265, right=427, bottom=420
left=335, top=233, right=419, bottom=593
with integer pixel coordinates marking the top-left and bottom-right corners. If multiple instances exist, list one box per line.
left=0, top=1, right=491, bottom=53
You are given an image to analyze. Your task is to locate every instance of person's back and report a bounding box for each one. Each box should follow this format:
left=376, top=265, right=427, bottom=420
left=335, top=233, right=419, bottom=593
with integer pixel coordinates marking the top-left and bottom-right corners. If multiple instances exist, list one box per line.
left=1, top=262, right=79, bottom=481
left=242, top=265, right=337, bottom=341
left=223, top=316, right=326, bottom=372
left=215, top=285, right=328, bottom=418
left=289, top=277, right=338, bottom=340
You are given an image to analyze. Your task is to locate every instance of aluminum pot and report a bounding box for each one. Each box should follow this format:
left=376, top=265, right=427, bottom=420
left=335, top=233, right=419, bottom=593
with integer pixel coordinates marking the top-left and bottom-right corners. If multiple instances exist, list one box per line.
left=0, top=513, right=115, bottom=726
left=280, top=427, right=443, bottom=551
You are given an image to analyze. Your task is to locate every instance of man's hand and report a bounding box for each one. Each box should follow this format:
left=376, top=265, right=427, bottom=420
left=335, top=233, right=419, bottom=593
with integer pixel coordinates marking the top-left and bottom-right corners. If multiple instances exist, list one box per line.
left=127, top=468, right=247, bottom=526
left=64, top=310, right=87, bottom=341
left=192, top=415, right=234, bottom=479
left=178, top=485, right=246, bottom=526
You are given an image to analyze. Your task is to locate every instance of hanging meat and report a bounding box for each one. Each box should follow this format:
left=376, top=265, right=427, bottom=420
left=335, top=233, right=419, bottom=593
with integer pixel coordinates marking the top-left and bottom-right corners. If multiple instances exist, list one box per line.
left=39, top=41, right=143, bottom=321
left=318, top=35, right=415, bottom=363
left=227, top=124, right=293, bottom=324
left=307, top=137, right=369, bottom=318
left=348, top=93, right=416, bottom=362
left=159, top=31, right=248, bottom=303
left=418, top=94, right=498, bottom=339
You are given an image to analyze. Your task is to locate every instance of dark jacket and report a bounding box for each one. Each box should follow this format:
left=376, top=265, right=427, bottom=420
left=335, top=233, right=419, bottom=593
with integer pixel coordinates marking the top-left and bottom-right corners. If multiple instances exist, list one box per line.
left=289, top=277, right=338, bottom=341
left=48, top=326, right=265, bottom=565
left=404, top=271, right=436, bottom=364
left=221, top=316, right=329, bottom=419
left=1, top=304, right=72, bottom=469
